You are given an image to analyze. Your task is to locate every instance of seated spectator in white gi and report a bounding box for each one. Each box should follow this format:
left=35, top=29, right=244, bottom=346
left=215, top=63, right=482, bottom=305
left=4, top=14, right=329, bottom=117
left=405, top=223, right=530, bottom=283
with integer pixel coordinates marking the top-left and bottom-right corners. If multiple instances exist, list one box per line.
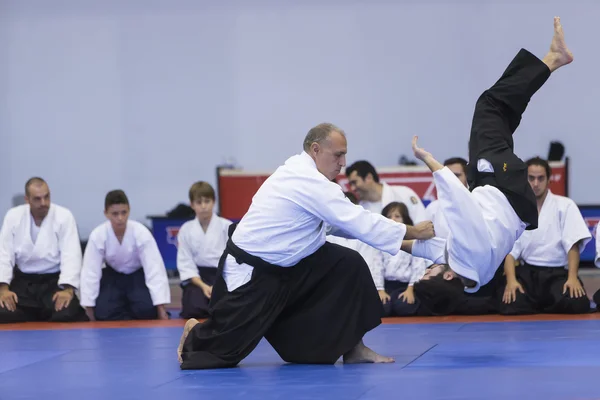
left=425, top=157, right=468, bottom=239
left=80, top=190, right=170, bottom=321
left=177, top=181, right=232, bottom=319
left=345, top=160, right=427, bottom=223
left=500, top=157, right=592, bottom=314
left=378, top=202, right=429, bottom=317
left=0, top=177, right=87, bottom=323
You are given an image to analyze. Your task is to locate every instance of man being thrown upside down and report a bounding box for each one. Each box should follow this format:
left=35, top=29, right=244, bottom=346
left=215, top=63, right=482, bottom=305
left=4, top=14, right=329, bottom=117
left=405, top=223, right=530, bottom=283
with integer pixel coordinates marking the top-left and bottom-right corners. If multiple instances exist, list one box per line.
left=404, top=17, right=574, bottom=313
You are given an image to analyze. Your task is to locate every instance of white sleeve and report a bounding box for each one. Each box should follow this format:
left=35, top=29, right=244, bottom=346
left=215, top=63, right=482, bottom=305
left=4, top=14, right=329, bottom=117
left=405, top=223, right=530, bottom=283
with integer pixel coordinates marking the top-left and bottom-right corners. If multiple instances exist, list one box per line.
left=293, top=177, right=406, bottom=255
left=57, top=212, right=83, bottom=289
left=138, top=231, right=171, bottom=306
left=79, top=235, right=104, bottom=307
left=403, top=187, right=428, bottom=223
left=176, top=226, right=200, bottom=282
left=326, top=225, right=357, bottom=240
left=411, top=237, right=447, bottom=264
left=0, top=213, right=15, bottom=285
left=432, top=167, right=489, bottom=253
left=561, top=200, right=592, bottom=254
left=357, top=243, right=384, bottom=290
left=509, top=234, right=525, bottom=260
left=594, top=222, right=600, bottom=268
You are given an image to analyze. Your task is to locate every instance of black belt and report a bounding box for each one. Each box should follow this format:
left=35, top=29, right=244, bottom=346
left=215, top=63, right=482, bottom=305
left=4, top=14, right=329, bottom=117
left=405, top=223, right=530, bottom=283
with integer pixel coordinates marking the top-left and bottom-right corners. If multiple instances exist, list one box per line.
left=225, top=239, right=296, bottom=278
left=14, top=266, right=60, bottom=281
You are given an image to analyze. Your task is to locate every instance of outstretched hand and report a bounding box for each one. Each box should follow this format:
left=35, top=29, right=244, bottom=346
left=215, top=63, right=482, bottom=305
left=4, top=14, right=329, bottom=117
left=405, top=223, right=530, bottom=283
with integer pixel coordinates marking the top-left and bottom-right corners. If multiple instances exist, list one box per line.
left=412, top=136, right=433, bottom=162
left=412, top=136, right=443, bottom=173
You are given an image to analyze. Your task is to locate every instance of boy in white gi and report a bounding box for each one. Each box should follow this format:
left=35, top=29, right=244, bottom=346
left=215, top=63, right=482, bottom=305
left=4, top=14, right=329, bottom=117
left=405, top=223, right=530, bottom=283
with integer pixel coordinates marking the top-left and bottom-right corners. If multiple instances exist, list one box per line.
left=80, top=190, right=170, bottom=321
left=177, top=181, right=232, bottom=318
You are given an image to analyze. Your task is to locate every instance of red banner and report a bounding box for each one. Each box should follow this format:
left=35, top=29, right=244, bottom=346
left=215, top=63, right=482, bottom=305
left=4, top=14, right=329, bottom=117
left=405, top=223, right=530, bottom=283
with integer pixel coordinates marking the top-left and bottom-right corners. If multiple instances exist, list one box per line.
left=218, top=162, right=567, bottom=221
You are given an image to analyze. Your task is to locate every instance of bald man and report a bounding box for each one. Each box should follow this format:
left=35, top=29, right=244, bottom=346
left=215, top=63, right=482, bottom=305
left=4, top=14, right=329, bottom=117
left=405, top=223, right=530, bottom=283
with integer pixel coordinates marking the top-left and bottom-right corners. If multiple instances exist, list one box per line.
left=0, top=177, right=87, bottom=323
left=177, top=123, right=434, bottom=370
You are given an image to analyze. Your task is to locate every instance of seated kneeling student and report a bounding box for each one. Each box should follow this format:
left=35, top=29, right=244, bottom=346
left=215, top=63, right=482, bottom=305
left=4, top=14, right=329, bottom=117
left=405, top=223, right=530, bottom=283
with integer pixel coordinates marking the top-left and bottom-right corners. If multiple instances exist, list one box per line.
left=500, top=158, right=592, bottom=315
left=177, top=181, right=232, bottom=319
left=80, top=190, right=171, bottom=321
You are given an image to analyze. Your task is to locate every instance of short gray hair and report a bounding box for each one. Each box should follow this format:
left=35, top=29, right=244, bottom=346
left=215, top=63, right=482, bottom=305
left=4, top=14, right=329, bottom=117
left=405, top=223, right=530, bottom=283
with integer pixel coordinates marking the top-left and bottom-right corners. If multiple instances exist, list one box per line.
left=303, top=123, right=345, bottom=152
left=25, top=177, right=47, bottom=196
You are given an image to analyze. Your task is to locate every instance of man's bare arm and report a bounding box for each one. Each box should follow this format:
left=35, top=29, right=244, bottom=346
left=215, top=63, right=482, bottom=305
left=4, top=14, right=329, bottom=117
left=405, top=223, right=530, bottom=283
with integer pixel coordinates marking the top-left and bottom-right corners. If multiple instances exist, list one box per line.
left=401, top=240, right=414, bottom=254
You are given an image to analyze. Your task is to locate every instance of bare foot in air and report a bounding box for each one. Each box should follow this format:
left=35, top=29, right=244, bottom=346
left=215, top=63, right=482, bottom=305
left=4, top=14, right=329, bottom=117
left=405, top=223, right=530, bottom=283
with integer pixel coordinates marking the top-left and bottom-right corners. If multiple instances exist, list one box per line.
left=177, top=318, right=199, bottom=364
left=542, top=17, right=574, bottom=72
left=343, top=340, right=395, bottom=364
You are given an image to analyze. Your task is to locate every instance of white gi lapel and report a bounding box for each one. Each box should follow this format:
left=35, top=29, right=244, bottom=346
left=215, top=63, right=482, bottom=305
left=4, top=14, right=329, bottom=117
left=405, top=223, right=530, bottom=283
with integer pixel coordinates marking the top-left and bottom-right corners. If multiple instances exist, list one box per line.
left=381, top=183, right=394, bottom=210
left=110, top=221, right=135, bottom=266
left=32, top=205, right=59, bottom=260
left=15, top=205, right=36, bottom=264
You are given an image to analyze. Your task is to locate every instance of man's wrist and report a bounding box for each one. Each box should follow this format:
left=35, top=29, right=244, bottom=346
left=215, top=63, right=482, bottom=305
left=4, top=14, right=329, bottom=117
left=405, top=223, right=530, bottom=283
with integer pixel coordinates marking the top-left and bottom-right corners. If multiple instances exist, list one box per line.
left=58, top=284, right=75, bottom=293
left=424, top=155, right=442, bottom=172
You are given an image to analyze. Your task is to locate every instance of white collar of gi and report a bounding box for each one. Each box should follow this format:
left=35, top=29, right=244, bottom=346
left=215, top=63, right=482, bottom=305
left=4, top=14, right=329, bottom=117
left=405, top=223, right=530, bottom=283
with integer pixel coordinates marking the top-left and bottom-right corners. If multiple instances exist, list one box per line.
left=300, top=151, right=318, bottom=169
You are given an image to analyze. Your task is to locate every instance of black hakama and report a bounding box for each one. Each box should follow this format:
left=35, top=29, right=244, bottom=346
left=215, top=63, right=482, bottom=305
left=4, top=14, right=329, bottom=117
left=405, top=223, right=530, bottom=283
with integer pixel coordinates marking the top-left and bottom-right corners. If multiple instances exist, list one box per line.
left=498, top=263, right=590, bottom=315
left=0, top=267, right=87, bottom=323
left=381, top=280, right=420, bottom=317
left=467, top=48, right=551, bottom=230
left=179, top=267, right=218, bottom=319
left=179, top=237, right=383, bottom=369
left=94, top=265, right=157, bottom=321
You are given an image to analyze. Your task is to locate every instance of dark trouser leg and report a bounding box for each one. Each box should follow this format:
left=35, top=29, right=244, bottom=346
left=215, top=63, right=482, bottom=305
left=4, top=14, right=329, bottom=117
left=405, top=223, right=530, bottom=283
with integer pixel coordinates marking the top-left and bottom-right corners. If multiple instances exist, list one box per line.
left=593, top=289, right=600, bottom=311
left=0, top=269, right=86, bottom=323
left=0, top=305, right=35, bottom=323
left=126, top=269, right=158, bottom=320
left=42, top=291, right=88, bottom=322
left=264, top=245, right=382, bottom=364
left=390, top=292, right=420, bottom=316
left=381, top=281, right=405, bottom=317
left=180, top=285, right=210, bottom=319
left=180, top=243, right=382, bottom=369
left=538, top=267, right=591, bottom=314
left=180, top=267, right=217, bottom=319
left=29, top=273, right=87, bottom=322
left=95, top=267, right=131, bottom=321
left=470, top=49, right=552, bottom=147
left=453, top=296, right=496, bottom=316
left=467, top=49, right=552, bottom=229
left=452, top=267, right=504, bottom=316
left=180, top=263, right=290, bottom=370
left=0, top=271, right=39, bottom=323
left=0, top=269, right=87, bottom=323
left=497, top=263, right=539, bottom=315
left=383, top=281, right=419, bottom=317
